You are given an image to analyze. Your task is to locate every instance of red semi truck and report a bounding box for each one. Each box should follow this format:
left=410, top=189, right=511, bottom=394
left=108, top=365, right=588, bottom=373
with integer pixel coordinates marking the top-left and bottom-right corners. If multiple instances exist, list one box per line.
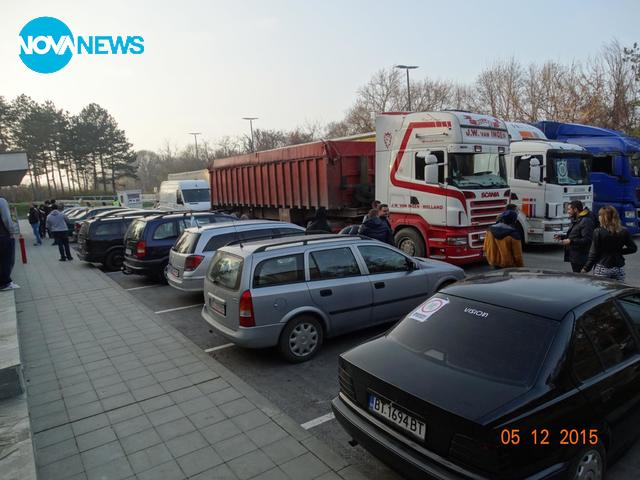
left=209, top=111, right=511, bottom=265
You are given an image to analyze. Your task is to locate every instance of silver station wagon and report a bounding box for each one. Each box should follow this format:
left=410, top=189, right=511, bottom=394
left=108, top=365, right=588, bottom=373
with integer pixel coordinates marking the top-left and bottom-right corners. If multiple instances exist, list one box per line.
left=201, top=235, right=464, bottom=362
left=166, top=220, right=304, bottom=292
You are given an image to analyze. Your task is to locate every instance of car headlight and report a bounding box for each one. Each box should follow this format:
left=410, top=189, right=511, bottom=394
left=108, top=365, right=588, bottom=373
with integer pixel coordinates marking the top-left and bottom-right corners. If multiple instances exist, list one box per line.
left=625, top=210, right=636, bottom=219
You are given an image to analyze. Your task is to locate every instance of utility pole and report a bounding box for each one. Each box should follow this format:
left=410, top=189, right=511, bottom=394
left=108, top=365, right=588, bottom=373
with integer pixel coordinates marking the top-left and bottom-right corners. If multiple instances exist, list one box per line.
left=242, top=117, right=258, bottom=152
left=395, top=65, right=419, bottom=111
left=188, top=132, right=202, bottom=160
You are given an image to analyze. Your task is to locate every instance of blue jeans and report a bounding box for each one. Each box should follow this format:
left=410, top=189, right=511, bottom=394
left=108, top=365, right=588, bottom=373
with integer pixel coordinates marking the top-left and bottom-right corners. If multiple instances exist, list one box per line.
left=0, top=236, right=15, bottom=288
left=31, top=222, right=42, bottom=244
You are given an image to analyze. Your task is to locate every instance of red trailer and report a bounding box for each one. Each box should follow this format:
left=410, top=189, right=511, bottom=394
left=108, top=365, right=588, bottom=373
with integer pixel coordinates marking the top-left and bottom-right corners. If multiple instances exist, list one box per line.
left=209, top=138, right=375, bottom=226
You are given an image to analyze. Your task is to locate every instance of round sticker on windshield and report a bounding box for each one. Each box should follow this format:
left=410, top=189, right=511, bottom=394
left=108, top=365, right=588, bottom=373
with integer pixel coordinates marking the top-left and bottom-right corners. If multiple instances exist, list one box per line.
left=409, top=297, right=449, bottom=322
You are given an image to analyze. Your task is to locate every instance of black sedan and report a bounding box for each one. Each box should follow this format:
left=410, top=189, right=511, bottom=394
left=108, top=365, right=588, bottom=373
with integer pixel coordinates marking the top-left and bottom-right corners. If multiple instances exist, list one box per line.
left=332, top=270, right=640, bottom=480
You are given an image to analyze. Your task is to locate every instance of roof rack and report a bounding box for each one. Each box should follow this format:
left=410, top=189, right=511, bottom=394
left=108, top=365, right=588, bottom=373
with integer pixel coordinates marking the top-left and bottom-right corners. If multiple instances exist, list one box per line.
left=252, top=234, right=370, bottom=253
left=223, top=231, right=303, bottom=248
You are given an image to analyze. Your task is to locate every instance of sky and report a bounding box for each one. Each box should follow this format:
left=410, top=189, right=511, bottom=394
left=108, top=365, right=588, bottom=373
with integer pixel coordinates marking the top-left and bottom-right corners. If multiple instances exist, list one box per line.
left=2, top=0, right=639, bottom=152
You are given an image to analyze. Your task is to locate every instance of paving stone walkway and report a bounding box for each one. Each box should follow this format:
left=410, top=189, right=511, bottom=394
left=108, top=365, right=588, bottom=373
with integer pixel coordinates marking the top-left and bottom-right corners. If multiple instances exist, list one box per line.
left=12, top=224, right=365, bottom=480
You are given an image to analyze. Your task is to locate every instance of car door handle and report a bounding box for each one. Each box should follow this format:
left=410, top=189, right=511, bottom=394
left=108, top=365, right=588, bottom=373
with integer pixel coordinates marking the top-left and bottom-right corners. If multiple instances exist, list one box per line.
left=374, top=282, right=385, bottom=289
left=601, top=387, right=614, bottom=402
left=320, top=289, right=332, bottom=297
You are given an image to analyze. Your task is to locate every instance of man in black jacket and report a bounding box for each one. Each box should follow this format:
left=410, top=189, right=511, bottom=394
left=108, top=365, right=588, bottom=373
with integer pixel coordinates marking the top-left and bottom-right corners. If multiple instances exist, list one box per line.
left=28, top=202, right=42, bottom=246
left=555, top=200, right=595, bottom=272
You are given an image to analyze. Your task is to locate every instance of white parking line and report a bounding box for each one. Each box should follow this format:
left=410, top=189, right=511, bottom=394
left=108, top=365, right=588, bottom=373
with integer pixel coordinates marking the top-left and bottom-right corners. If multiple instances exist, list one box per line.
left=204, top=343, right=234, bottom=353
left=301, top=412, right=335, bottom=430
left=154, top=304, right=202, bottom=314
left=126, top=285, right=161, bottom=291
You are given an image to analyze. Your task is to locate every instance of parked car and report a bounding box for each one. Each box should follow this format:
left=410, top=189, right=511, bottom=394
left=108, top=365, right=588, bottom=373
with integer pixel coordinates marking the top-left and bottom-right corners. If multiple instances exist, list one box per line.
left=201, top=234, right=464, bottom=362
left=67, top=206, right=127, bottom=241
left=332, top=270, right=640, bottom=480
left=167, top=220, right=305, bottom=292
left=76, top=211, right=158, bottom=271
left=122, top=212, right=236, bottom=281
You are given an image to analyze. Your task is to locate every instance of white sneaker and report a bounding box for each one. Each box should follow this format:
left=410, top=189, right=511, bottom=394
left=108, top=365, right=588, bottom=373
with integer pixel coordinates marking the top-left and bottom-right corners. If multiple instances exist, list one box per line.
left=2, top=282, right=21, bottom=290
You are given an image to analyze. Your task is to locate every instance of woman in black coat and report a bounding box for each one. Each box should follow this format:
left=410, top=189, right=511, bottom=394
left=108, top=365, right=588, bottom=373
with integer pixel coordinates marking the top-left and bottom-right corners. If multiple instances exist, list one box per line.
left=581, top=206, right=637, bottom=282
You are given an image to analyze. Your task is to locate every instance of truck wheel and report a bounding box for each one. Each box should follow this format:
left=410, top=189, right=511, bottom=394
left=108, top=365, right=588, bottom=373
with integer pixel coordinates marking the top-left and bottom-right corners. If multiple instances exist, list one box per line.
left=104, top=249, right=124, bottom=272
left=568, top=442, right=605, bottom=480
left=395, top=228, right=426, bottom=257
left=278, top=316, right=323, bottom=363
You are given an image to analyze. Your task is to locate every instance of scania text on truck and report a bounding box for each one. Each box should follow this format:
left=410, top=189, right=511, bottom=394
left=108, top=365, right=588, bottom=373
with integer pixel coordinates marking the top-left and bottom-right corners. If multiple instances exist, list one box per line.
left=535, top=121, right=640, bottom=234
left=505, top=122, right=593, bottom=244
left=208, top=111, right=511, bottom=265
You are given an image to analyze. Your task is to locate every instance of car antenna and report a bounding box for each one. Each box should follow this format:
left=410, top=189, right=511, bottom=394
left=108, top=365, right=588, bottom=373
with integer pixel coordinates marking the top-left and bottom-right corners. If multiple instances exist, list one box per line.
left=231, top=218, right=243, bottom=248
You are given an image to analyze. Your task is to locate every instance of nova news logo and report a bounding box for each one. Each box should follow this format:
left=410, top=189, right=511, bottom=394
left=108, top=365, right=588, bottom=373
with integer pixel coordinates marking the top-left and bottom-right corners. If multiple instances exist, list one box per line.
left=19, top=16, right=144, bottom=74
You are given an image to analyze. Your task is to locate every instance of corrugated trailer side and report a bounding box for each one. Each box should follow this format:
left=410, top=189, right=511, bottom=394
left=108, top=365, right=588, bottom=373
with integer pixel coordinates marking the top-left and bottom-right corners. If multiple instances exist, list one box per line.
left=209, top=139, right=375, bottom=223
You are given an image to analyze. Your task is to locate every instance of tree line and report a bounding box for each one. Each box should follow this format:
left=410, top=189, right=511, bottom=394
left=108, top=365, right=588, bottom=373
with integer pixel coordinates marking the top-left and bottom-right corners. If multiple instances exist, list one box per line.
left=0, top=95, right=136, bottom=198
left=1, top=39, right=638, bottom=200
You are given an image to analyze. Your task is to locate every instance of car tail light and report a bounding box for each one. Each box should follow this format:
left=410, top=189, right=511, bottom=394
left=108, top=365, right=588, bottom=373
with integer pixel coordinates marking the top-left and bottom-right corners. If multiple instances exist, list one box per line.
left=239, top=290, right=255, bottom=327
left=135, top=241, right=146, bottom=258
left=184, top=255, right=205, bottom=271
left=75, top=223, right=82, bottom=231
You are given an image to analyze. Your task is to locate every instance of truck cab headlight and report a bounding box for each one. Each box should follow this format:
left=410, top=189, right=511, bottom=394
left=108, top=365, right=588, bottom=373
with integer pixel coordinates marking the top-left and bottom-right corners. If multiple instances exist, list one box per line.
left=625, top=210, right=636, bottom=219
left=446, top=237, right=468, bottom=246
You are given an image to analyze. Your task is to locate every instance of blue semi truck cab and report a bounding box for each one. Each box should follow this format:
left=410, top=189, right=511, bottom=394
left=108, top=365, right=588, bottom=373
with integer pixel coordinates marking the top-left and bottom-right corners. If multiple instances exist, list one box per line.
left=535, top=121, right=640, bottom=234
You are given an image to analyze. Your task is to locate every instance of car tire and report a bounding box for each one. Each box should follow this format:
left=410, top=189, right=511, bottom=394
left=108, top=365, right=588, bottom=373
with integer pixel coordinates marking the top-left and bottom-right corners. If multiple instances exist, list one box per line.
left=103, top=249, right=124, bottom=272
left=395, top=228, right=426, bottom=257
left=278, top=316, right=323, bottom=363
left=568, top=442, right=606, bottom=480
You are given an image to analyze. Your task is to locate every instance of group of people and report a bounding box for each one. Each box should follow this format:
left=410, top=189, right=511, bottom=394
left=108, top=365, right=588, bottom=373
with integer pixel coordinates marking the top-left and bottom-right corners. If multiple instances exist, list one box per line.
left=484, top=201, right=637, bottom=282
left=27, top=199, right=58, bottom=245
left=305, top=201, right=394, bottom=245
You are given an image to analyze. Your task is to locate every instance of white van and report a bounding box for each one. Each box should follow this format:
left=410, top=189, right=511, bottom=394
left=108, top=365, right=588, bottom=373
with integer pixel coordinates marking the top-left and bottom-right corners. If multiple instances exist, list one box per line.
left=157, top=180, right=211, bottom=211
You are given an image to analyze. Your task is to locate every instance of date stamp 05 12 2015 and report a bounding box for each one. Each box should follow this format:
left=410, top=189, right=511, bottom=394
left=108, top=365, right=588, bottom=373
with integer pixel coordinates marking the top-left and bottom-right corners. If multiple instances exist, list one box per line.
left=500, top=428, right=599, bottom=446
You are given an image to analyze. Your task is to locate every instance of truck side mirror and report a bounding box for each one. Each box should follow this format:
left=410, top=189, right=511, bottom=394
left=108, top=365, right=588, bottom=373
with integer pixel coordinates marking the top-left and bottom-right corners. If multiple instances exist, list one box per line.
left=529, top=158, right=542, bottom=184
left=176, top=192, right=184, bottom=205
left=424, top=154, right=440, bottom=184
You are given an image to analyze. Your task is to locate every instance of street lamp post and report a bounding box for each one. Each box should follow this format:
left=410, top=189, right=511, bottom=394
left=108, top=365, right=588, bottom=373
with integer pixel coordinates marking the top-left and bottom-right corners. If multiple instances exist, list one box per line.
left=188, top=132, right=202, bottom=161
left=395, top=65, right=419, bottom=111
left=242, top=117, right=258, bottom=152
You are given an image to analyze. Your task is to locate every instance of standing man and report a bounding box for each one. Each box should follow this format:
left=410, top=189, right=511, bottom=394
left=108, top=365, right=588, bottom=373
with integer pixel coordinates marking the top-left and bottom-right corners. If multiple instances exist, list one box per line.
left=555, top=200, right=595, bottom=273
left=39, top=200, right=50, bottom=239
left=46, top=204, right=73, bottom=261
left=0, top=196, right=19, bottom=290
left=483, top=210, right=524, bottom=269
left=378, top=204, right=395, bottom=245
left=28, top=202, right=42, bottom=246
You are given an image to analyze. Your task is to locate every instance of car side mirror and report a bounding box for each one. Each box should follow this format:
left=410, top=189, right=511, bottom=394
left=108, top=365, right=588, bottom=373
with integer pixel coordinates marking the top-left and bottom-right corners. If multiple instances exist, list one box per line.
left=407, top=259, right=418, bottom=271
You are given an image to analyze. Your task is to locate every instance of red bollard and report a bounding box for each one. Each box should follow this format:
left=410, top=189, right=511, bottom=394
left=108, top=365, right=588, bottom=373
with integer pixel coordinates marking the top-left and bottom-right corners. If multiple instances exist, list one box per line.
left=19, top=235, right=27, bottom=264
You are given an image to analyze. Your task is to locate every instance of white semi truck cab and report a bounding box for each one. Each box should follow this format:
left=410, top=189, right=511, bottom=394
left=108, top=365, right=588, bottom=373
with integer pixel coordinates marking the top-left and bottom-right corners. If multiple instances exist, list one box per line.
left=375, top=111, right=511, bottom=265
left=506, top=123, right=593, bottom=244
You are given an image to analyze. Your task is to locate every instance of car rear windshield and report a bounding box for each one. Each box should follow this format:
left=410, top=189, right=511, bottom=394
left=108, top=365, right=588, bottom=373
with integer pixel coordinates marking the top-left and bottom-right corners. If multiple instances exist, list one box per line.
left=208, top=251, right=243, bottom=290
left=173, top=232, right=201, bottom=254
left=388, top=294, right=558, bottom=386
left=127, top=219, right=147, bottom=241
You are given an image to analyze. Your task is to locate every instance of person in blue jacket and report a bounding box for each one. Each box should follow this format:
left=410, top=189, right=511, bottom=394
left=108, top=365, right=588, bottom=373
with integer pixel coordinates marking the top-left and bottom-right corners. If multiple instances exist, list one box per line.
left=359, top=204, right=394, bottom=245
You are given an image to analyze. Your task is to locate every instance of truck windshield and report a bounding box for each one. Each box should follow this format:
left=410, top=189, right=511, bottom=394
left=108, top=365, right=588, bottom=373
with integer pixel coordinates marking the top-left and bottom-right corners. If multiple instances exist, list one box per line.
left=547, top=155, right=590, bottom=185
left=182, top=188, right=210, bottom=203
left=448, top=153, right=508, bottom=189
left=629, top=153, right=640, bottom=177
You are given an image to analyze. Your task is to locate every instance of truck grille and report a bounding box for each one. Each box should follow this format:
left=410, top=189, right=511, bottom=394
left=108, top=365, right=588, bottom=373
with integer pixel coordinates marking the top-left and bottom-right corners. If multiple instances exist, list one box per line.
left=469, top=198, right=508, bottom=226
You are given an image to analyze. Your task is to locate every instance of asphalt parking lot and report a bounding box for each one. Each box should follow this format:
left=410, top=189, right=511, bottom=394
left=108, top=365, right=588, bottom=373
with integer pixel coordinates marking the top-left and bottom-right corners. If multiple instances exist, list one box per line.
left=97, top=242, right=640, bottom=480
